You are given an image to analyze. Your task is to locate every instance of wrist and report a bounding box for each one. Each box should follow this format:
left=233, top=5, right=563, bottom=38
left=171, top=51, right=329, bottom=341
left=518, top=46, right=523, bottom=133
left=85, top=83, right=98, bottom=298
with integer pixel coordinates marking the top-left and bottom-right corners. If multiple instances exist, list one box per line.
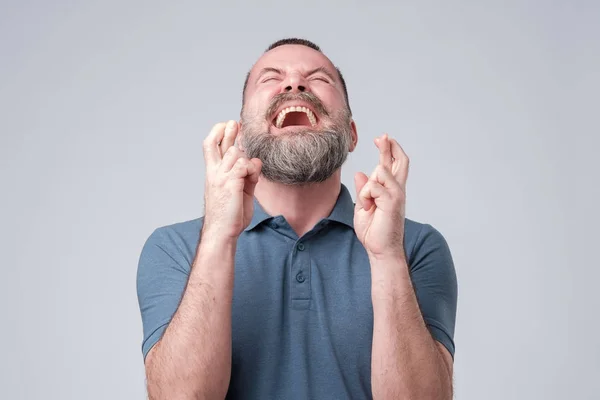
left=367, top=247, right=407, bottom=265
left=200, top=225, right=239, bottom=251
left=369, top=255, right=411, bottom=296
left=191, top=227, right=238, bottom=285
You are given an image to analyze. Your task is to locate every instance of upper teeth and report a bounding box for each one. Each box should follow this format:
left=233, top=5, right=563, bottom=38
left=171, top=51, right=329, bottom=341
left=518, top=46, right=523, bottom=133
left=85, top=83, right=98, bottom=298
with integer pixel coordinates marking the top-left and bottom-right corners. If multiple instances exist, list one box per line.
left=275, top=106, right=317, bottom=128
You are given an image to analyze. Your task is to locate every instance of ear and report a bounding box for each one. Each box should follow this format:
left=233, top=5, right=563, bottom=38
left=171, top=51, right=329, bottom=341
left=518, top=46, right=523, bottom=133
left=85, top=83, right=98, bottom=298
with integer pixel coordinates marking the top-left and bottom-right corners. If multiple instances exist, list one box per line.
left=348, top=120, right=358, bottom=152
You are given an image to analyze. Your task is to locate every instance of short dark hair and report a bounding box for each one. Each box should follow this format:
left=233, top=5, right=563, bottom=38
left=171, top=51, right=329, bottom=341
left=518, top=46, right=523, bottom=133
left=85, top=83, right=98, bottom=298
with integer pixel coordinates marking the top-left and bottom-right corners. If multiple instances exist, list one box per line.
left=241, top=38, right=352, bottom=115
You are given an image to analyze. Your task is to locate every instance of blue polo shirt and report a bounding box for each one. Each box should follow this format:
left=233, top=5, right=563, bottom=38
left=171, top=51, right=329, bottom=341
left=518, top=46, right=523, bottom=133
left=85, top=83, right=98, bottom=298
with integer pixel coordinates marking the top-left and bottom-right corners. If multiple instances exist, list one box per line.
left=137, top=184, right=457, bottom=399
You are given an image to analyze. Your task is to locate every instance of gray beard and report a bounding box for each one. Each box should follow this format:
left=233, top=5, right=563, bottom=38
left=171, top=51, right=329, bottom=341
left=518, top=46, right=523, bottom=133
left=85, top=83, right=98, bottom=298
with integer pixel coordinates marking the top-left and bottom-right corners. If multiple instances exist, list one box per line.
left=240, top=110, right=353, bottom=185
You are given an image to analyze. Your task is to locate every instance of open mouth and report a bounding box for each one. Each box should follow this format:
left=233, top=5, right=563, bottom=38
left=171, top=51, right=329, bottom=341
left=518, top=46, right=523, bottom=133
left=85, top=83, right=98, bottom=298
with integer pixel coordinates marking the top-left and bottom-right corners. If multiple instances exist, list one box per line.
left=272, top=106, right=318, bottom=129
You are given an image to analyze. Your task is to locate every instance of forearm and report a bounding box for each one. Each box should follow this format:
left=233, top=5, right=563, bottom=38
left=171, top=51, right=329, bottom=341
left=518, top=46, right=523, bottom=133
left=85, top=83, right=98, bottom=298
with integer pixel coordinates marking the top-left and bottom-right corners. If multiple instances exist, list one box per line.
left=146, top=231, right=236, bottom=400
left=370, top=255, right=452, bottom=400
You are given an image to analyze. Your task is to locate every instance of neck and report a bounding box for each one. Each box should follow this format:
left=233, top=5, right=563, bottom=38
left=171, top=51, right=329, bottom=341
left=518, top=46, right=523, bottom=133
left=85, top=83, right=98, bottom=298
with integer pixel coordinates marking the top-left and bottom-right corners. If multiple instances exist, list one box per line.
left=253, top=170, right=343, bottom=237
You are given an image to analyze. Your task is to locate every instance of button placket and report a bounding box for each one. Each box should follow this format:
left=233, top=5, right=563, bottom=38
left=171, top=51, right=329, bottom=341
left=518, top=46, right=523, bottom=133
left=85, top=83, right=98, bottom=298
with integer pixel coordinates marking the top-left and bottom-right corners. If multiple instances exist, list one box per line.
left=291, top=240, right=311, bottom=306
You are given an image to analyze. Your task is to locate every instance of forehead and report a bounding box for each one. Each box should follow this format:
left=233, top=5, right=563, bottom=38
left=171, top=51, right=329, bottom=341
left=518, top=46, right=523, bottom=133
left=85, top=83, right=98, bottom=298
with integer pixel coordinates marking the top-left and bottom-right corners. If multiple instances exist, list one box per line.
left=249, top=44, right=338, bottom=80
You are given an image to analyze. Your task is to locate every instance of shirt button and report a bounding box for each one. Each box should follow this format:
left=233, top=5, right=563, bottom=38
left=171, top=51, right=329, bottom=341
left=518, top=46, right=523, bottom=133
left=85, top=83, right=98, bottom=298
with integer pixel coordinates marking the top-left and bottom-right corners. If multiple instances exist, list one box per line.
left=271, top=222, right=279, bottom=229
left=296, top=272, right=306, bottom=283
left=297, top=243, right=305, bottom=251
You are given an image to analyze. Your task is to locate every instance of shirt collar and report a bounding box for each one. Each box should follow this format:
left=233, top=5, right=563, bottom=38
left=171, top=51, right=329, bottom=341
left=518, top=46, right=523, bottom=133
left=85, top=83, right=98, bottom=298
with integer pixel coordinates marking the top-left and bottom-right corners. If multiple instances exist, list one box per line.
left=245, top=196, right=274, bottom=231
left=324, top=183, right=355, bottom=228
left=244, top=183, right=355, bottom=232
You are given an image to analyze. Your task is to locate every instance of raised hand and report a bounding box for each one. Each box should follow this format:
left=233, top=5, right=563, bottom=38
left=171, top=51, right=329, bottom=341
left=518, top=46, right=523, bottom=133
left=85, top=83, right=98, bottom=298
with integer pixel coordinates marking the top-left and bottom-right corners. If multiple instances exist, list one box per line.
left=202, top=120, right=263, bottom=239
left=353, top=134, right=410, bottom=261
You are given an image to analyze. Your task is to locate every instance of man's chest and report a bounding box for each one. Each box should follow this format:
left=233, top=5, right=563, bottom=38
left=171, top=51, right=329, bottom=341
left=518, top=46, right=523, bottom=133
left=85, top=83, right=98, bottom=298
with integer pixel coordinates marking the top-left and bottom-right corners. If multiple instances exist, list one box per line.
left=227, top=236, right=374, bottom=397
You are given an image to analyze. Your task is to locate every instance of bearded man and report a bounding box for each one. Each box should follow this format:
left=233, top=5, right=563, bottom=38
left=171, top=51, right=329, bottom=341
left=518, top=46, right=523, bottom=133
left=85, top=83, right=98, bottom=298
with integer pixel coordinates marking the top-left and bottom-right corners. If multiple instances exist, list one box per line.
left=136, top=38, right=458, bottom=400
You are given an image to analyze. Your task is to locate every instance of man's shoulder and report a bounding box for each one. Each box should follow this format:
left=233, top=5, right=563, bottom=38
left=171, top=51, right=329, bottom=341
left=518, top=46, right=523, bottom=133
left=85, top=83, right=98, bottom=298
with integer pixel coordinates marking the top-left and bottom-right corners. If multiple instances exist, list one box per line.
left=403, top=217, right=451, bottom=261
left=404, top=217, right=437, bottom=239
left=141, top=217, right=205, bottom=260
left=155, top=216, right=205, bottom=237
left=404, top=217, right=424, bottom=236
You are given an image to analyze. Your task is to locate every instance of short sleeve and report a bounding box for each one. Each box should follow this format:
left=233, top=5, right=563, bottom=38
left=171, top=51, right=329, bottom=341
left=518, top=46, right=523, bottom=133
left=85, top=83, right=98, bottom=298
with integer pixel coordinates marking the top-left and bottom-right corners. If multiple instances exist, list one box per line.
left=136, top=228, right=192, bottom=361
left=409, top=224, right=458, bottom=359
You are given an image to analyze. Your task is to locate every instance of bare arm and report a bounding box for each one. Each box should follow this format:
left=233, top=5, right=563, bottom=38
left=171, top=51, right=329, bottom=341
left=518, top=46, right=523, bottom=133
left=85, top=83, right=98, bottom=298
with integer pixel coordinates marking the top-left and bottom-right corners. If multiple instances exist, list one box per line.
left=144, top=233, right=236, bottom=400
left=370, top=255, right=453, bottom=400
left=353, top=135, right=455, bottom=400
left=142, top=121, right=262, bottom=400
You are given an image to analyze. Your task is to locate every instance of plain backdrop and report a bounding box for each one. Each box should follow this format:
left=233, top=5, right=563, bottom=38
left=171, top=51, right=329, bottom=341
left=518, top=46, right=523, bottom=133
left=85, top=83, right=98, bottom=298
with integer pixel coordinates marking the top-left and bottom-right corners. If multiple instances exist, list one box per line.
left=1, top=1, right=598, bottom=399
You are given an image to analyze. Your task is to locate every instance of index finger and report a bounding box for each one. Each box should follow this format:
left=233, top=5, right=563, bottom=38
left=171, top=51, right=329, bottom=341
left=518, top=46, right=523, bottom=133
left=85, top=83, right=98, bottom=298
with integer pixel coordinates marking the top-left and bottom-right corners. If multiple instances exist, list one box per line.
left=203, top=122, right=227, bottom=165
left=220, top=120, right=239, bottom=157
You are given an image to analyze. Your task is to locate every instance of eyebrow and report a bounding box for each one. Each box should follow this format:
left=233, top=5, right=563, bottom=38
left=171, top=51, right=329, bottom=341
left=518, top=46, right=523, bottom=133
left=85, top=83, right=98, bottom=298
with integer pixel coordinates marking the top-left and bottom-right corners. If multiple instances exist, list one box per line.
left=254, top=66, right=337, bottom=84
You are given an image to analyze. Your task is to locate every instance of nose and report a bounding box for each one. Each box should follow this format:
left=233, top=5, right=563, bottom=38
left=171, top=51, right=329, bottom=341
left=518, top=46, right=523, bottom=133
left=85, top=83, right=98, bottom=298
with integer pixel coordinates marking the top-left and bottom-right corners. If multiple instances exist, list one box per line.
left=281, top=73, right=308, bottom=94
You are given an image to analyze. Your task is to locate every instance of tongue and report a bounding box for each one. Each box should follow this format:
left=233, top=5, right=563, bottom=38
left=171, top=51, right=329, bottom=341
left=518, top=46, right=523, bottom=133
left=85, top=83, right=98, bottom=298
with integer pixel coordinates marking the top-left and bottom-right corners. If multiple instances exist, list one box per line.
left=281, top=111, right=311, bottom=128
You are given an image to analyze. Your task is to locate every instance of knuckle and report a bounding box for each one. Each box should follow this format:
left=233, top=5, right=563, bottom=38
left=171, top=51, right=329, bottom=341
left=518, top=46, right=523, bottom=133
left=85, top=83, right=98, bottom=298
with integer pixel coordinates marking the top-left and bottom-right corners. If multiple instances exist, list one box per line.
left=229, top=158, right=243, bottom=171
left=232, top=148, right=247, bottom=159
left=375, top=165, right=387, bottom=176
left=360, top=181, right=370, bottom=195
left=230, top=163, right=247, bottom=176
left=235, top=157, right=249, bottom=167
left=223, top=146, right=237, bottom=157
left=229, top=147, right=246, bottom=160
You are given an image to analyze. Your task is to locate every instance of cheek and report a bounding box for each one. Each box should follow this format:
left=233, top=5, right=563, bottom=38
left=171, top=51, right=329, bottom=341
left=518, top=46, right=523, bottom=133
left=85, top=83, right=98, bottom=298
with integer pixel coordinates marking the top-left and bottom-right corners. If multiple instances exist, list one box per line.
left=247, top=90, right=275, bottom=114
left=244, top=101, right=264, bottom=119
left=314, top=87, right=345, bottom=109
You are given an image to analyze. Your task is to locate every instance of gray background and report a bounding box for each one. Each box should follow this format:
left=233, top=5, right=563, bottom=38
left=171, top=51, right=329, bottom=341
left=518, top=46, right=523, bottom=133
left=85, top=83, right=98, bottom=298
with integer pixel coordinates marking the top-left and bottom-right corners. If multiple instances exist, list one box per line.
left=1, top=0, right=598, bottom=399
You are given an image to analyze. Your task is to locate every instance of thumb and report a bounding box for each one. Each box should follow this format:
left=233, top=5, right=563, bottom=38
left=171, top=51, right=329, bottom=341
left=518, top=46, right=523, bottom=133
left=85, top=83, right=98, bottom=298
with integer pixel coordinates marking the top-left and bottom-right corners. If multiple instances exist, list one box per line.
left=354, top=172, right=369, bottom=209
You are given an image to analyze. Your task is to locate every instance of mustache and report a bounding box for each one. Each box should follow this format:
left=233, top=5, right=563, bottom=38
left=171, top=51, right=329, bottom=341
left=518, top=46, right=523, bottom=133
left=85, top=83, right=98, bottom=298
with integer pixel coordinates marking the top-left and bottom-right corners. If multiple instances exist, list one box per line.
left=265, top=92, right=330, bottom=121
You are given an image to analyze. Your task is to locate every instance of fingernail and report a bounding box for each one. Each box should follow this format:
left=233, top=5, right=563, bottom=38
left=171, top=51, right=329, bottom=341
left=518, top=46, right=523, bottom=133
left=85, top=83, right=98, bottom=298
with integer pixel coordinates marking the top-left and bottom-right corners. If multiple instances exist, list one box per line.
left=226, top=120, right=236, bottom=131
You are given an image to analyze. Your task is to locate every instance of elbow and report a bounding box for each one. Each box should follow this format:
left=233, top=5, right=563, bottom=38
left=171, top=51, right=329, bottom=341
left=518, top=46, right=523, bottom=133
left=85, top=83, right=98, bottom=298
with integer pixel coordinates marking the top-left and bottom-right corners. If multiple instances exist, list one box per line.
left=145, top=345, right=229, bottom=400
left=398, top=387, right=452, bottom=400
left=413, top=381, right=453, bottom=400
left=146, top=374, right=228, bottom=400
left=410, top=375, right=452, bottom=400
left=373, top=378, right=452, bottom=400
